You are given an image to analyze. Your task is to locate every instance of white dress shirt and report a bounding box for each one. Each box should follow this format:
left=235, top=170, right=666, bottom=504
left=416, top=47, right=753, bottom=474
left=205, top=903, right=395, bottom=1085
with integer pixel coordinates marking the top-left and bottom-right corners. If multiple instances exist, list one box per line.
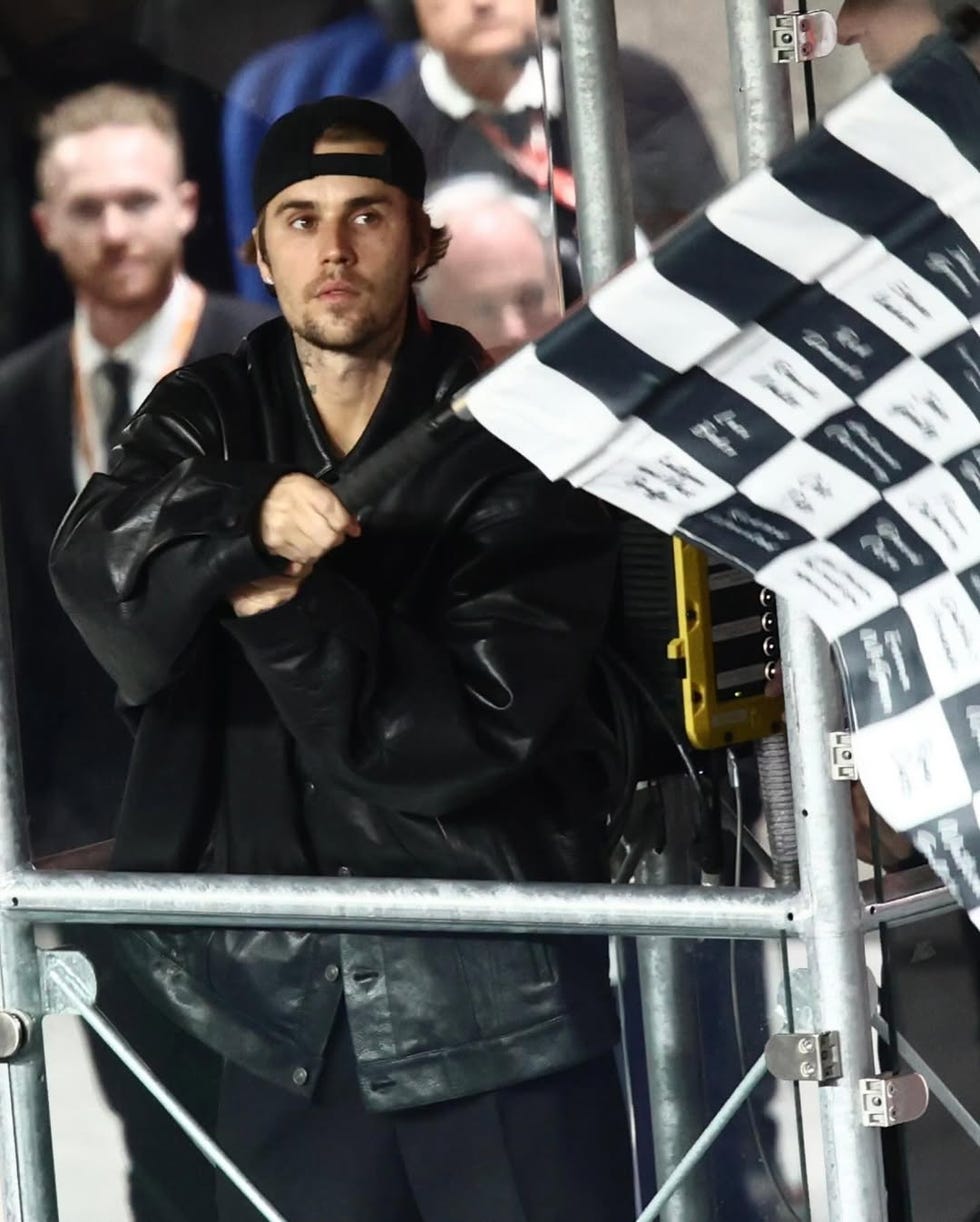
left=418, top=43, right=563, bottom=120
left=72, top=272, right=197, bottom=489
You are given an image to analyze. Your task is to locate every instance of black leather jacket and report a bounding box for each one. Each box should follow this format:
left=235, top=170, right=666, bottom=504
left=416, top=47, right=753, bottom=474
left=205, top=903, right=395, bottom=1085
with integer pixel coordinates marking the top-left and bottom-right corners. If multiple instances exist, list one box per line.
left=50, top=310, right=622, bottom=1110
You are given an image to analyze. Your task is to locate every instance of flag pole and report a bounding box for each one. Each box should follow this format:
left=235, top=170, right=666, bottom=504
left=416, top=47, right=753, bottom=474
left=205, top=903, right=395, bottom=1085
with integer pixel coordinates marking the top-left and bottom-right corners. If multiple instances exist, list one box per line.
left=723, top=3, right=888, bottom=1220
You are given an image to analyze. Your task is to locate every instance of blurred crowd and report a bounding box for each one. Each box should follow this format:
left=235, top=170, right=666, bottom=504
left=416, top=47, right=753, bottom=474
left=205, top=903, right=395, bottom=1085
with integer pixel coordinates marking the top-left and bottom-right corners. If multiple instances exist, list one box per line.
left=0, top=0, right=726, bottom=362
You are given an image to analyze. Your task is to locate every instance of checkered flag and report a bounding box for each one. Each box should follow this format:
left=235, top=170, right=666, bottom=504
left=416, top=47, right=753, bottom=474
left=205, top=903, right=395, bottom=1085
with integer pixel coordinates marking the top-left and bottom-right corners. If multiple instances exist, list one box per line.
left=464, top=34, right=980, bottom=921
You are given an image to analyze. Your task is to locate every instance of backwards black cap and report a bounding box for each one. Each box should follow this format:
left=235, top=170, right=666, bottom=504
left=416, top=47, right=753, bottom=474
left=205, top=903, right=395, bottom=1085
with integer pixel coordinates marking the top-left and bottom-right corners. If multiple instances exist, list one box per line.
left=251, top=96, right=427, bottom=215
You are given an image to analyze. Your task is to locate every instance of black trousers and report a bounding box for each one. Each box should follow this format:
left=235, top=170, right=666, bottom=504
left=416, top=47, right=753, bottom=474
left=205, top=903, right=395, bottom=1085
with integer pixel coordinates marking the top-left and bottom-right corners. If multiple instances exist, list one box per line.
left=216, top=1011, right=635, bottom=1222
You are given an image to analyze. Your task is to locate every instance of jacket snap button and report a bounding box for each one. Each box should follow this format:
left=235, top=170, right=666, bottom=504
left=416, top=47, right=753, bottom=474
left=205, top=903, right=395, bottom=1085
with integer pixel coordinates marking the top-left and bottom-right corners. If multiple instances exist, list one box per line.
left=337, top=865, right=352, bottom=877
left=304, top=780, right=316, bottom=795
left=324, top=964, right=340, bottom=982
left=292, top=1067, right=308, bottom=1086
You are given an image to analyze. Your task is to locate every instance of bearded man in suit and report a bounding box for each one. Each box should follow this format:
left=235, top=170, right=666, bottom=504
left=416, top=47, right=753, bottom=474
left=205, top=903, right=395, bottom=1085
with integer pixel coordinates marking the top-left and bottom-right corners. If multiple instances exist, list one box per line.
left=0, top=82, right=272, bottom=862
left=0, top=82, right=271, bottom=1221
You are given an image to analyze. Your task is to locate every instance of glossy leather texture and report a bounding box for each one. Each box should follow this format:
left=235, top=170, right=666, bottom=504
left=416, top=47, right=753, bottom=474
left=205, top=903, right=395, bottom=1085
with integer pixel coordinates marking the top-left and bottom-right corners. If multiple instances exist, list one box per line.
left=50, top=310, right=622, bottom=1109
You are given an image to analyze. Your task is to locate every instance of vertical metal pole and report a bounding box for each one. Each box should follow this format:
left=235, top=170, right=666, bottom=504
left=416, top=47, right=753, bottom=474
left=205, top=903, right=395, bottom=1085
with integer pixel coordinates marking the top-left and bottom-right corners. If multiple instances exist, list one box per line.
left=724, top=5, right=886, bottom=1220
left=556, top=0, right=635, bottom=288
left=0, top=514, right=59, bottom=1221
left=723, top=4, right=879, bottom=1217
left=558, top=6, right=714, bottom=1213
left=724, top=0, right=795, bottom=173
left=782, top=620, right=888, bottom=1221
left=718, top=4, right=884, bottom=1217
left=635, top=783, right=713, bottom=1222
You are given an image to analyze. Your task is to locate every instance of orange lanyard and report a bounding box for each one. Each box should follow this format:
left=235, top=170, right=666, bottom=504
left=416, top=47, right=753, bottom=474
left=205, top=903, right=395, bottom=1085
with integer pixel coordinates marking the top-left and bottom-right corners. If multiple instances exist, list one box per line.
left=475, top=114, right=577, bottom=210
left=71, top=280, right=206, bottom=479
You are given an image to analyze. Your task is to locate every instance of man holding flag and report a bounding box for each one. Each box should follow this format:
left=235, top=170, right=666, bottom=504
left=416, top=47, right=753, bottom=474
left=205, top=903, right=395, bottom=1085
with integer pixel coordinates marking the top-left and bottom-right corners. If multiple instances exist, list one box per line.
left=49, top=96, right=634, bottom=1222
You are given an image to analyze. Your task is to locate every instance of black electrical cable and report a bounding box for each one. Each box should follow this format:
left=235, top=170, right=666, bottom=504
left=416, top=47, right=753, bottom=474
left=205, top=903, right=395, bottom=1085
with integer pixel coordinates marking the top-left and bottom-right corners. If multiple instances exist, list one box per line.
left=613, top=810, right=657, bottom=885
left=595, top=650, right=644, bottom=854
left=599, top=647, right=709, bottom=831
left=791, top=2, right=816, bottom=128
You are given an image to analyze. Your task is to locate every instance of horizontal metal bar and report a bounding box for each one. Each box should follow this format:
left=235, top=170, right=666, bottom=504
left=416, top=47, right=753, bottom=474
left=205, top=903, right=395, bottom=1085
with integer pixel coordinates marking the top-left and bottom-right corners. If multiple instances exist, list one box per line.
left=1, top=870, right=801, bottom=939
left=860, top=865, right=958, bottom=930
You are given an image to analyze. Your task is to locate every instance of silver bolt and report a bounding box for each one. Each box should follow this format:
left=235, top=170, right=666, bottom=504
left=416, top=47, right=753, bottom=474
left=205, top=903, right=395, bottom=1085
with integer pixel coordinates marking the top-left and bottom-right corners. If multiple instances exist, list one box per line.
left=797, top=1037, right=814, bottom=1054
left=0, top=1011, right=28, bottom=1061
left=800, top=1062, right=816, bottom=1078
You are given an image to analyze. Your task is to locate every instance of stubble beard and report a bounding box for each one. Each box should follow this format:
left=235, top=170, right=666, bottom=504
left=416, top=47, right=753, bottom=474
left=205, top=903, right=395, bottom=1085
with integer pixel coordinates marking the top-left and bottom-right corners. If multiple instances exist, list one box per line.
left=84, top=250, right=176, bottom=313
left=297, top=296, right=406, bottom=358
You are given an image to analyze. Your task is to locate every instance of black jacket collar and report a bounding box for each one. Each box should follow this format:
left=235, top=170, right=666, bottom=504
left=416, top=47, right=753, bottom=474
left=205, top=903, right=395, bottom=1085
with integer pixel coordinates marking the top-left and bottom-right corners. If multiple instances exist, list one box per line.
left=238, top=300, right=486, bottom=478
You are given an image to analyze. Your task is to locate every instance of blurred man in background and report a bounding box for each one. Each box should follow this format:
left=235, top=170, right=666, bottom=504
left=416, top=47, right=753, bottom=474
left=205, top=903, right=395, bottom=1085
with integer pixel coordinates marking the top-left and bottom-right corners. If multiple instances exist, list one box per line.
left=835, top=0, right=958, bottom=71
left=0, top=83, right=270, bottom=862
left=420, top=173, right=562, bottom=358
left=376, top=0, right=724, bottom=246
left=0, top=82, right=271, bottom=1222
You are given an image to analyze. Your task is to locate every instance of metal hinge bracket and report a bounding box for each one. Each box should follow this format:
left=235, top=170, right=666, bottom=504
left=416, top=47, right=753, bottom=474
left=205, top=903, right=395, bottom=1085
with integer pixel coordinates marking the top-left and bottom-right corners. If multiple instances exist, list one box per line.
left=770, top=11, right=838, bottom=64
left=830, top=731, right=858, bottom=781
left=765, top=1030, right=842, bottom=1083
left=0, top=948, right=95, bottom=1061
left=860, top=1074, right=930, bottom=1127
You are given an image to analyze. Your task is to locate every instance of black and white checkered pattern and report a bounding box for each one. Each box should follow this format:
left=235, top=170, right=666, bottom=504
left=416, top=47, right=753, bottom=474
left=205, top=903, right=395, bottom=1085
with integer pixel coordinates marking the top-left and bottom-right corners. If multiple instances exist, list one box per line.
left=465, top=36, right=980, bottom=918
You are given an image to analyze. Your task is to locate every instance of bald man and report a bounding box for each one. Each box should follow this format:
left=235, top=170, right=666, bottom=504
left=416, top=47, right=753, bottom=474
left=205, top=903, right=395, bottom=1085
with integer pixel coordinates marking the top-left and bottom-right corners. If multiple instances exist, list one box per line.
left=420, top=175, right=563, bottom=359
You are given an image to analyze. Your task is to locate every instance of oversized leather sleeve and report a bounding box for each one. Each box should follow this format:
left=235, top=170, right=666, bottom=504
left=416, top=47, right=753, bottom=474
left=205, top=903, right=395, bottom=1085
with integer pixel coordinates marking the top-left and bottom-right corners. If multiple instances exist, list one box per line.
left=49, top=369, right=288, bottom=707
left=224, top=472, right=617, bottom=817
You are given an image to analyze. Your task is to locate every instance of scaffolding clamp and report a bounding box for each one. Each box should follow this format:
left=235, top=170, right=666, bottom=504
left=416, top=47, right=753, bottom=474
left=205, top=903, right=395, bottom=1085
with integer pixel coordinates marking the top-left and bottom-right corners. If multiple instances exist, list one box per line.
left=37, top=948, right=97, bottom=1015
left=770, top=12, right=838, bottom=64
left=829, top=731, right=858, bottom=781
left=765, top=1030, right=842, bottom=1083
left=860, top=1074, right=930, bottom=1127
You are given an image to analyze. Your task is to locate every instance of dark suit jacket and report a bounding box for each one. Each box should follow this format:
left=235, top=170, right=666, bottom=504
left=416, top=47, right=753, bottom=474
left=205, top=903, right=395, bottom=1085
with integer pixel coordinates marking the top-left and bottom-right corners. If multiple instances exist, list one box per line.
left=0, top=292, right=273, bottom=857
left=376, top=46, right=725, bottom=243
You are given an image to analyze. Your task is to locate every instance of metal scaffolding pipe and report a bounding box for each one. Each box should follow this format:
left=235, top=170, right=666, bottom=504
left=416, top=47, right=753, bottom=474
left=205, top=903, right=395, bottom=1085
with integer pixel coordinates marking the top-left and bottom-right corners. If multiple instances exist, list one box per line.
left=783, top=617, right=888, bottom=1220
left=556, top=0, right=635, bottom=290
left=724, top=0, right=795, bottom=173
left=860, top=866, right=958, bottom=931
left=1, top=869, right=800, bottom=940
left=723, top=2, right=887, bottom=1219
left=637, top=1053, right=770, bottom=1222
left=0, top=518, right=59, bottom=1222
left=635, top=787, right=713, bottom=1222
